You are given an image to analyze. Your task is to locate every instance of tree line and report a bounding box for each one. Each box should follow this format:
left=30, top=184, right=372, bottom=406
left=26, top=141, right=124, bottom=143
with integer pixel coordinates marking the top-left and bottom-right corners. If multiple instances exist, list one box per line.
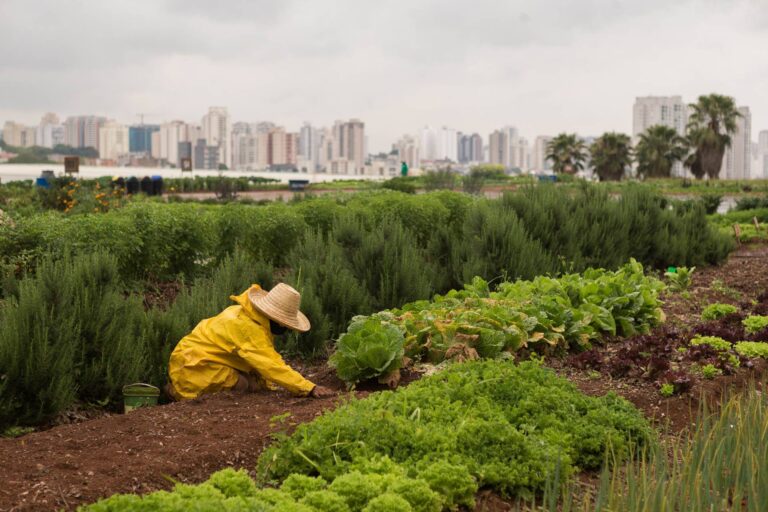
left=545, top=93, right=743, bottom=180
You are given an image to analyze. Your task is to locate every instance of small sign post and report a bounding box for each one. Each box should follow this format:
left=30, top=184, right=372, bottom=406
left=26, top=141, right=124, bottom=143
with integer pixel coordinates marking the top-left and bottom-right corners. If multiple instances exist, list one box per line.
left=180, top=157, right=193, bottom=172
left=64, top=156, right=79, bottom=175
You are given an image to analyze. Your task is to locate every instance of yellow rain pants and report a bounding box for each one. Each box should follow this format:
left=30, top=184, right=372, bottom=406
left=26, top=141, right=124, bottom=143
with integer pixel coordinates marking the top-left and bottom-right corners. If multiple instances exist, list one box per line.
left=168, top=285, right=315, bottom=400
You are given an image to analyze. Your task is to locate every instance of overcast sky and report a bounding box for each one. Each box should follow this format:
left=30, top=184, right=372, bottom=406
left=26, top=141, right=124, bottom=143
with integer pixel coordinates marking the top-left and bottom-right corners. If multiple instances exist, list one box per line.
left=1, top=0, right=765, bottom=152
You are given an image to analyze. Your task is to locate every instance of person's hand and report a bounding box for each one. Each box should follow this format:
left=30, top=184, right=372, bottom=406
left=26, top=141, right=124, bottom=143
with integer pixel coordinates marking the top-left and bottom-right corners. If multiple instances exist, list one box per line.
left=309, top=385, right=335, bottom=398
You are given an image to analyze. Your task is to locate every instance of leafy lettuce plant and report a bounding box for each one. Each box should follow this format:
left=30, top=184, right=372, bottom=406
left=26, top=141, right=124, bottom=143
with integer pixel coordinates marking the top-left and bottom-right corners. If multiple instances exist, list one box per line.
left=701, top=303, right=738, bottom=321
left=743, top=315, right=768, bottom=335
left=329, top=316, right=405, bottom=384
left=734, top=341, right=768, bottom=358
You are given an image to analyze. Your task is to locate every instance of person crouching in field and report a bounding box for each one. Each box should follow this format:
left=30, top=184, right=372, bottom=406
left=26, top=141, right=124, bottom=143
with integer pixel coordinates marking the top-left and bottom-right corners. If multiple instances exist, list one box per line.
left=166, top=283, right=334, bottom=400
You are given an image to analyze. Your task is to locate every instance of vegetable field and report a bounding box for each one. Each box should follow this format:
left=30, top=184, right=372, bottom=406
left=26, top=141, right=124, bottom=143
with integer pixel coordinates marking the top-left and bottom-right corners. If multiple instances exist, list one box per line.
left=0, top=180, right=767, bottom=511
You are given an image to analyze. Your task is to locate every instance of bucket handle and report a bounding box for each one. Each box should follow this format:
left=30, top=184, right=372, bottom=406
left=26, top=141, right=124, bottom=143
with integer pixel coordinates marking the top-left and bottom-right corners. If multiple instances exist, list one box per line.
left=122, top=382, right=159, bottom=392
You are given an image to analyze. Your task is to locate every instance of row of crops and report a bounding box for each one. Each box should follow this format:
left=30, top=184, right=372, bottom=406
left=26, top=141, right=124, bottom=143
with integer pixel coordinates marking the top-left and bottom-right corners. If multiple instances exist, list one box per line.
left=84, top=361, right=653, bottom=511
left=331, top=259, right=665, bottom=384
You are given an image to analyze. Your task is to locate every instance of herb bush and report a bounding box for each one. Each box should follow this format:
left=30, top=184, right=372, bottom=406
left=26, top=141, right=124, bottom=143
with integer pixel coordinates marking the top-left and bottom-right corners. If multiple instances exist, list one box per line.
left=0, top=252, right=146, bottom=428
left=258, top=360, right=652, bottom=498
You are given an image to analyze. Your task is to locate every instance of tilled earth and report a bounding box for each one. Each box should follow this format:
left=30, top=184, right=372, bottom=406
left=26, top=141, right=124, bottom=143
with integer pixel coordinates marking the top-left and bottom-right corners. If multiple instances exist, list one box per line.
left=1, top=243, right=767, bottom=512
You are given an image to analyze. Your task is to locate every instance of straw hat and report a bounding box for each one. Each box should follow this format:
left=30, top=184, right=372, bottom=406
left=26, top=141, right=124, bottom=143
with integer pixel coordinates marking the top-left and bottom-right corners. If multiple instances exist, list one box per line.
left=248, top=283, right=311, bottom=333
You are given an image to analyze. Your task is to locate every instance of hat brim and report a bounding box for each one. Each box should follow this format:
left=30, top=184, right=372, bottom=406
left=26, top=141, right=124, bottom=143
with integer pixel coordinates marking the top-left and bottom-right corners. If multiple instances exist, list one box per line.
left=248, top=288, right=311, bottom=333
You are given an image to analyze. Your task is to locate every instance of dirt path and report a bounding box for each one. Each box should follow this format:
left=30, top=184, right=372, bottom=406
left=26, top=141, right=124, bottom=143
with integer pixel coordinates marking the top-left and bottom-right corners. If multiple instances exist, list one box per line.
left=2, top=242, right=765, bottom=512
left=0, top=367, right=355, bottom=511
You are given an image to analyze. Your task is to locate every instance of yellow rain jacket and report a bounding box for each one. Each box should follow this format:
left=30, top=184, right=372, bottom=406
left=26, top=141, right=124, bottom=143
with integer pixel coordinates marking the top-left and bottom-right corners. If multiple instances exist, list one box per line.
left=168, top=285, right=315, bottom=400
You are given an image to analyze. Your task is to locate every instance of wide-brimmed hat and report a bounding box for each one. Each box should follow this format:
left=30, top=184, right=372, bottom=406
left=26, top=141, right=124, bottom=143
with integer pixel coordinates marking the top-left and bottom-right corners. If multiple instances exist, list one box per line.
left=248, top=283, right=311, bottom=333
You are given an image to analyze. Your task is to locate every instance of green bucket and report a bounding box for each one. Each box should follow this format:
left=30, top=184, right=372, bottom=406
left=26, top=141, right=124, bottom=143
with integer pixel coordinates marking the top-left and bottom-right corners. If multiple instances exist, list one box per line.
left=123, top=383, right=160, bottom=413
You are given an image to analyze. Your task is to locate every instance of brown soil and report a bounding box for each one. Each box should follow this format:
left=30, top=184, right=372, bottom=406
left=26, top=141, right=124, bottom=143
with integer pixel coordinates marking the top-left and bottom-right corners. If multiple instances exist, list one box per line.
left=2, top=243, right=766, bottom=511
left=0, top=368, right=356, bottom=511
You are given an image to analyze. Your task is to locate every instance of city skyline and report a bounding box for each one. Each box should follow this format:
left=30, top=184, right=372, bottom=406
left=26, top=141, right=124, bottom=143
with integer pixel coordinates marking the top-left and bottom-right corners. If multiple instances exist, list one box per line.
left=1, top=1, right=767, bottom=153
left=3, top=93, right=764, bottom=179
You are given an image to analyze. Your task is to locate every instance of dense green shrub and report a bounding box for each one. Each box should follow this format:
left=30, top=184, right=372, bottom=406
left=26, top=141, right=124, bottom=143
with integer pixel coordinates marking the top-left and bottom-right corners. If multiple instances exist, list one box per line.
left=0, top=252, right=146, bottom=428
left=258, top=360, right=652, bottom=497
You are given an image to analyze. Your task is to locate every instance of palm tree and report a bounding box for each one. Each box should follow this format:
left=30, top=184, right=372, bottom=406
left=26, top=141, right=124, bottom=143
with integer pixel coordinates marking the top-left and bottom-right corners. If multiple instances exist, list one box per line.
left=589, top=132, right=633, bottom=181
left=686, top=94, right=741, bottom=179
left=545, top=133, right=588, bottom=174
left=635, top=125, right=688, bottom=179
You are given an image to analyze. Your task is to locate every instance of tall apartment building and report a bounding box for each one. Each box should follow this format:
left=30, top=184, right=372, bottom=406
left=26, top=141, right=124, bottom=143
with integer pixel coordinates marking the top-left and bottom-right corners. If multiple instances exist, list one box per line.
left=632, top=96, right=688, bottom=177
left=2, top=121, right=28, bottom=147
left=758, top=130, right=768, bottom=179
left=202, top=107, right=231, bottom=169
left=420, top=126, right=458, bottom=162
left=488, top=129, right=510, bottom=167
left=330, top=119, right=366, bottom=173
left=298, top=122, right=321, bottom=171
left=63, top=116, right=107, bottom=150
left=457, top=133, right=483, bottom=163
left=98, top=121, right=130, bottom=160
left=231, top=123, right=259, bottom=171
left=511, top=136, right=529, bottom=171
left=194, top=139, right=221, bottom=170
left=720, top=106, right=751, bottom=180
left=255, top=127, right=297, bottom=168
left=393, top=135, right=420, bottom=169
left=157, top=121, right=191, bottom=166
left=129, top=125, right=160, bottom=154
left=532, top=135, right=553, bottom=171
left=37, top=113, right=63, bottom=149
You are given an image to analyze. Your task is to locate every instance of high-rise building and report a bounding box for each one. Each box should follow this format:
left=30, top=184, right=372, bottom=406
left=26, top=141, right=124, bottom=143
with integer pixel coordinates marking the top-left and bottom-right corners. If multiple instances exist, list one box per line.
left=512, top=137, right=529, bottom=171
left=532, top=136, right=553, bottom=171
left=98, top=121, right=130, bottom=160
left=37, top=113, right=62, bottom=149
left=129, top=125, right=160, bottom=154
left=202, top=107, right=231, bottom=169
left=395, top=134, right=420, bottom=169
left=64, top=116, right=107, bottom=149
left=2, top=121, right=27, bottom=147
left=193, top=139, right=221, bottom=170
left=158, top=121, right=191, bottom=166
left=298, top=122, right=321, bottom=171
left=721, top=106, right=751, bottom=180
left=231, top=123, right=259, bottom=171
left=758, top=130, right=768, bottom=179
left=489, top=129, right=510, bottom=167
left=256, top=127, right=297, bottom=168
left=420, top=126, right=458, bottom=162
left=331, top=119, right=366, bottom=173
left=632, top=96, right=688, bottom=176
left=457, top=133, right=483, bottom=163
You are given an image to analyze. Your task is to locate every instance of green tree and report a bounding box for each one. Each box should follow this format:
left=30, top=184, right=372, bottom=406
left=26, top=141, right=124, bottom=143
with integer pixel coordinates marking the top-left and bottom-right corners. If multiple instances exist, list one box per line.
left=685, top=94, right=741, bottom=180
left=545, top=133, right=587, bottom=174
left=636, top=125, right=688, bottom=179
left=589, top=132, right=633, bottom=181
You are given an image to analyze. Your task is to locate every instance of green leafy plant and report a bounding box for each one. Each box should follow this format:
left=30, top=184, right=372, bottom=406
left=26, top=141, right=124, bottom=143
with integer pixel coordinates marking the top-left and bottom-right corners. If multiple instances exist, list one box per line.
left=734, top=341, right=768, bottom=358
left=689, top=335, right=732, bottom=352
left=660, top=383, right=675, bottom=397
left=664, top=266, right=695, bottom=292
left=258, top=360, right=651, bottom=499
left=701, top=303, right=738, bottom=320
left=700, top=363, right=722, bottom=379
left=332, top=260, right=666, bottom=383
left=329, top=317, right=405, bottom=385
left=743, top=315, right=768, bottom=334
